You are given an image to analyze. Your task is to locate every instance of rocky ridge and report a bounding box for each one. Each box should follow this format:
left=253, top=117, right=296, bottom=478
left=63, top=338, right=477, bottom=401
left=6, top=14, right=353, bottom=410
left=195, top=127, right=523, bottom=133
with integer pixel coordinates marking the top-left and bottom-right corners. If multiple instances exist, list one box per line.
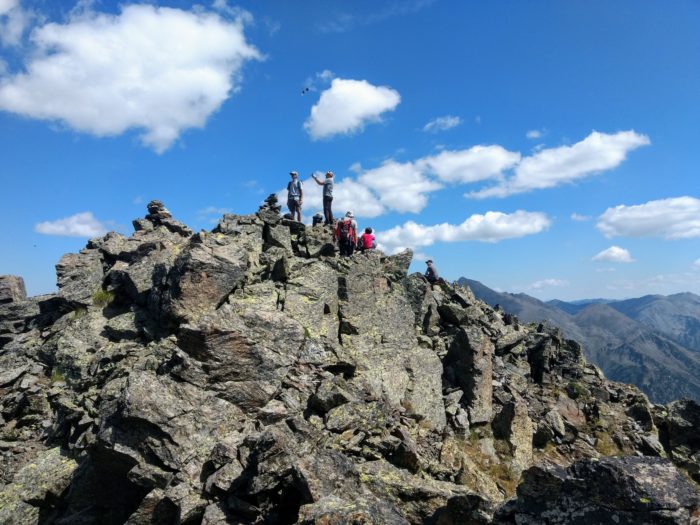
left=1, top=198, right=699, bottom=524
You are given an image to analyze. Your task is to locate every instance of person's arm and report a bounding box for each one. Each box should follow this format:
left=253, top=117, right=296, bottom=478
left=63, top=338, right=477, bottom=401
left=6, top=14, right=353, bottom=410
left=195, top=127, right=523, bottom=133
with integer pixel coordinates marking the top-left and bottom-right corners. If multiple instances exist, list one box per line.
left=311, top=175, right=324, bottom=186
left=299, top=182, right=303, bottom=203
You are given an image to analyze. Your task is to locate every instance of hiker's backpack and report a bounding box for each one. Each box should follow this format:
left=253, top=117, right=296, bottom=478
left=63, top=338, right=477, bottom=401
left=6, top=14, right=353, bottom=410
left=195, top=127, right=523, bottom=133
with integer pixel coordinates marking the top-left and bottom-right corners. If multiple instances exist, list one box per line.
left=338, top=220, right=353, bottom=243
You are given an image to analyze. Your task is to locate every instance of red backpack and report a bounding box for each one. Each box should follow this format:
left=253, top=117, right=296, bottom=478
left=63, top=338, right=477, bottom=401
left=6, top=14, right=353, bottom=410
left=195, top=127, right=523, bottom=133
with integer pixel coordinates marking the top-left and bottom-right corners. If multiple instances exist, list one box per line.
left=361, top=233, right=374, bottom=249
left=338, top=219, right=353, bottom=243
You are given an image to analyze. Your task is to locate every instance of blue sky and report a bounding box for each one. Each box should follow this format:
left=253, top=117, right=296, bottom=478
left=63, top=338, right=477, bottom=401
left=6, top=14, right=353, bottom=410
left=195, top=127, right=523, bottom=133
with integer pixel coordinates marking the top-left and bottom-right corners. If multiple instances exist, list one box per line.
left=1, top=0, right=698, bottom=300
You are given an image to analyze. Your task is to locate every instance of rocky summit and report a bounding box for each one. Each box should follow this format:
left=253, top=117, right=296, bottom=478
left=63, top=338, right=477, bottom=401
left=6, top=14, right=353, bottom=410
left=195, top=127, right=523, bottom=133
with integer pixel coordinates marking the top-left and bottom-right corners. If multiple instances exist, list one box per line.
left=1, top=198, right=699, bottom=525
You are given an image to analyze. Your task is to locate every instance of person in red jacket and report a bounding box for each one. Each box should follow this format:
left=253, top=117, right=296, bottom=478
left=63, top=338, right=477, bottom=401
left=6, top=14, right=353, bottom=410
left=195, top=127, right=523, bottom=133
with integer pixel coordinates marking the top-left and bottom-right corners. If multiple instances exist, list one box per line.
left=358, top=227, right=376, bottom=252
left=335, top=211, right=357, bottom=256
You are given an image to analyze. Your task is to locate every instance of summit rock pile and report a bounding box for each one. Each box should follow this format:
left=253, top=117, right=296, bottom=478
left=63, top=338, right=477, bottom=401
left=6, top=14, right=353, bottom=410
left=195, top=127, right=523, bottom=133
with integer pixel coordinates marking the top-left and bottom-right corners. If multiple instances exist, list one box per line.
left=1, top=198, right=699, bottom=524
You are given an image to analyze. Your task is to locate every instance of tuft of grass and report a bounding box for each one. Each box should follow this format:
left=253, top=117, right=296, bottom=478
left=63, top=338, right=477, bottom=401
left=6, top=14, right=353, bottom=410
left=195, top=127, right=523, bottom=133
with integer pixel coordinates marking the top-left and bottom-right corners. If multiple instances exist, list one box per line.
left=50, top=369, right=66, bottom=384
left=594, top=431, right=619, bottom=456
left=92, top=289, right=115, bottom=307
left=71, top=307, right=88, bottom=320
left=566, top=381, right=588, bottom=400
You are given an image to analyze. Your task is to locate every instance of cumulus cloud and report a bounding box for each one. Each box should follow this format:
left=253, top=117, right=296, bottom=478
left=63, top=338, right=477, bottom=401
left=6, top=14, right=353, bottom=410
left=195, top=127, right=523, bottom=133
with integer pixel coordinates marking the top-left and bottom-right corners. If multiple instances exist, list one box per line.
left=419, top=145, right=520, bottom=184
left=571, top=213, right=592, bottom=222
left=377, top=210, right=551, bottom=254
left=35, top=212, right=108, bottom=237
left=592, top=246, right=635, bottom=263
left=527, top=278, right=568, bottom=290
left=304, top=78, right=400, bottom=140
left=0, top=4, right=261, bottom=152
left=526, top=129, right=543, bottom=139
left=597, top=196, right=700, bottom=239
left=423, top=115, right=461, bottom=133
left=468, top=130, right=650, bottom=198
left=357, top=160, right=442, bottom=213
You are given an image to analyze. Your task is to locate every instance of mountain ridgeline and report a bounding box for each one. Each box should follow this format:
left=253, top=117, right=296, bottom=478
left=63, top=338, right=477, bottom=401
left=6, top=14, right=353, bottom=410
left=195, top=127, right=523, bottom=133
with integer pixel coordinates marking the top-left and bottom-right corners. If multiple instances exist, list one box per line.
left=0, top=198, right=699, bottom=524
left=459, top=278, right=700, bottom=404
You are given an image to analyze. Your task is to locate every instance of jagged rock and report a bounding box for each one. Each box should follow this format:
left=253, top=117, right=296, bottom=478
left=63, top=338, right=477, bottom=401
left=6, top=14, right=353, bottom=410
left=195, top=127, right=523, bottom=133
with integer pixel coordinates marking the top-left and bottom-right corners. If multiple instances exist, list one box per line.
left=0, top=275, right=26, bottom=304
left=164, top=233, right=250, bottom=322
left=298, top=495, right=410, bottom=524
left=446, top=326, right=494, bottom=424
left=492, top=399, right=533, bottom=476
left=133, top=199, right=193, bottom=237
left=657, top=399, right=700, bottom=483
left=0, top=447, right=78, bottom=524
left=56, top=250, right=104, bottom=305
left=178, top=303, right=306, bottom=409
left=494, top=457, right=700, bottom=524
left=357, top=460, right=494, bottom=524
left=0, top=199, right=697, bottom=524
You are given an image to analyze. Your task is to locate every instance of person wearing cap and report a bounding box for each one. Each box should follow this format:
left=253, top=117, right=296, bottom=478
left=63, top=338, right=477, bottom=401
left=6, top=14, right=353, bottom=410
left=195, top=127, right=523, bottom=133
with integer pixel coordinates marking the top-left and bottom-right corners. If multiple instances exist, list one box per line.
left=334, top=211, right=358, bottom=256
left=312, top=171, right=334, bottom=225
left=424, top=259, right=439, bottom=284
left=287, top=171, right=303, bottom=222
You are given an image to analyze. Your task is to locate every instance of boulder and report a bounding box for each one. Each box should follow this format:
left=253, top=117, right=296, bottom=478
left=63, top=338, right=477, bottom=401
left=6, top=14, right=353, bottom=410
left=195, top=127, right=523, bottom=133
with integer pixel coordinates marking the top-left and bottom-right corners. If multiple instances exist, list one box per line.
left=56, top=250, right=104, bottom=305
left=446, top=326, right=494, bottom=424
left=0, top=275, right=27, bottom=304
left=494, top=457, right=700, bottom=524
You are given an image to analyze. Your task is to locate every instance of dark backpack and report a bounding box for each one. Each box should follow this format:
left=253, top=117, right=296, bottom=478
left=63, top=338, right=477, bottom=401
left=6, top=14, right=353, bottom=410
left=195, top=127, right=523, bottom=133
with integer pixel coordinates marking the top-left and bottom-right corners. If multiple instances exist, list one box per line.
left=338, top=220, right=353, bottom=242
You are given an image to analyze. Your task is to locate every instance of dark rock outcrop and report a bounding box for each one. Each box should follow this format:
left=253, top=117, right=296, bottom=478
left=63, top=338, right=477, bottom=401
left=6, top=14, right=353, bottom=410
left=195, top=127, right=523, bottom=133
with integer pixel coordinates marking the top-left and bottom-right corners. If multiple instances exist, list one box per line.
left=494, top=457, right=700, bottom=524
left=0, top=199, right=698, bottom=524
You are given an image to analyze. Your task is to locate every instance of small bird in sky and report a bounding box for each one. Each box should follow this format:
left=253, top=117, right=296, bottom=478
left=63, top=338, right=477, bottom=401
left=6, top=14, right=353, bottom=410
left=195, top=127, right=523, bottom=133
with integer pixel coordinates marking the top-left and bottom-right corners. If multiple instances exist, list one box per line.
left=301, top=87, right=310, bottom=95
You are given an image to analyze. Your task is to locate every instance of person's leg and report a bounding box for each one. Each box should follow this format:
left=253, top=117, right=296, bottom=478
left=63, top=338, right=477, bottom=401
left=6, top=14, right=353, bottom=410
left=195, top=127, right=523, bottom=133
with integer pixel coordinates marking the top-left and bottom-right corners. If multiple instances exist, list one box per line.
left=323, top=196, right=332, bottom=224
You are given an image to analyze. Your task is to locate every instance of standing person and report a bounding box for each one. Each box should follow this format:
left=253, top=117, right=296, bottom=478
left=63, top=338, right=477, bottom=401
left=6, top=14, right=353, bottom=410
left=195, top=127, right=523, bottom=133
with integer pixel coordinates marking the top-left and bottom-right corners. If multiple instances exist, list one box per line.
left=335, top=211, right=357, bottom=256
left=312, top=171, right=334, bottom=225
left=287, top=171, right=303, bottom=222
left=359, top=227, right=376, bottom=252
left=424, top=259, right=439, bottom=284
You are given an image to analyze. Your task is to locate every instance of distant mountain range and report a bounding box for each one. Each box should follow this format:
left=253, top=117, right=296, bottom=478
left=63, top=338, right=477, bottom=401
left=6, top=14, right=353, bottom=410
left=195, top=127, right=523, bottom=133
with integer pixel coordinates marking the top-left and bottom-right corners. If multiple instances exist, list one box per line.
left=459, top=278, right=700, bottom=404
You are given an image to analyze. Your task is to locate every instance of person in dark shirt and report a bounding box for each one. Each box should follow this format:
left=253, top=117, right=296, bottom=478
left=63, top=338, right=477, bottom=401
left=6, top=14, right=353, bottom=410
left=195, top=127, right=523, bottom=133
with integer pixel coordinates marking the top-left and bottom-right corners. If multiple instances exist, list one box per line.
left=424, top=259, right=439, bottom=284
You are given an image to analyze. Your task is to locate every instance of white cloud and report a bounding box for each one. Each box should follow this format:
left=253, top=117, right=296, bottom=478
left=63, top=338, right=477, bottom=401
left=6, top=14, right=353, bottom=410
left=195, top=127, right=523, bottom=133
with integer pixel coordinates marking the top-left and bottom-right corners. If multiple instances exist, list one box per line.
left=571, top=213, right=592, bottom=222
left=0, top=0, right=31, bottom=46
left=358, top=160, right=441, bottom=213
left=419, top=145, right=520, bottom=184
left=0, top=4, right=261, bottom=152
left=304, top=78, right=400, bottom=140
left=597, top=196, right=700, bottom=239
left=527, top=278, right=568, bottom=290
left=35, top=212, right=108, bottom=237
left=377, top=210, right=551, bottom=254
left=592, top=246, right=634, bottom=263
left=0, top=0, right=18, bottom=16
left=526, top=129, right=543, bottom=139
left=694, top=258, right=700, bottom=269
left=468, top=130, right=650, bottom=198
left=423, top=115, right=461, bottom=133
